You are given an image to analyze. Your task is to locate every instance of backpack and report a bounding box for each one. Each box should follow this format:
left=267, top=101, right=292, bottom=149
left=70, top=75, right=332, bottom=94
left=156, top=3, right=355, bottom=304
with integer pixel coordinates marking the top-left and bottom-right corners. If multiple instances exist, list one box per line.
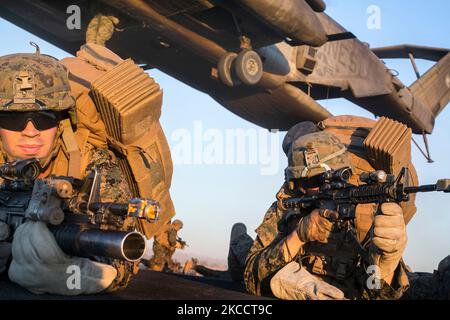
left=318, top=115, right=418, bottom=240
left=59, top=43, right=175, bottom=240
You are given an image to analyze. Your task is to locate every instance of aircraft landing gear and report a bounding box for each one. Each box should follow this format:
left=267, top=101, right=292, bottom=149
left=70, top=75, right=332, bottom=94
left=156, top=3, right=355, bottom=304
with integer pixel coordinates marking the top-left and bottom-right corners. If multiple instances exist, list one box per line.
left=218, top=52, right=238, bottom=87
left=217, top=49, right=263, bottom=87
left=234, top=49, right=263, bottom=85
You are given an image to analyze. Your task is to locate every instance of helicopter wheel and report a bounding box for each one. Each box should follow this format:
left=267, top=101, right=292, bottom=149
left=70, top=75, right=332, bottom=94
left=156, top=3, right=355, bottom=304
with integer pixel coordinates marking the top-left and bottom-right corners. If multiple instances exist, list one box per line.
left=218, top=52, right=238, bottom=87
left=234, top=49, right=263, bottom=85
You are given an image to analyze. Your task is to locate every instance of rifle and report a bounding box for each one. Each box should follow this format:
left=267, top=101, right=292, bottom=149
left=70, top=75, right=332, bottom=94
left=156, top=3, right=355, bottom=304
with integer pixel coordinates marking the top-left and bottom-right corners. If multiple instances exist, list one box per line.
left=283, top=166, right=450, bottom=220
left=176, top=236, right=188, bottom=249
left=0, top=158, right=160, bottom=262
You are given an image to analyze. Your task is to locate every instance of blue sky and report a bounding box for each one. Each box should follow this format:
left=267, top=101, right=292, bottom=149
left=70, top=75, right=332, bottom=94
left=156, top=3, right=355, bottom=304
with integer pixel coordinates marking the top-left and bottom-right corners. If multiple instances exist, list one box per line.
left=0, top=0, right=449, bottom=271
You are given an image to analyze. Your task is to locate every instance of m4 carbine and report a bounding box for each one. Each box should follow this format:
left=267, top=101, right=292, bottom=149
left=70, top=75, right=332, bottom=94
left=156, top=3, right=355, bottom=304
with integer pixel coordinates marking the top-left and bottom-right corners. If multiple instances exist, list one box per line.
left=0, top=158, right=159, bottom=262
left=283, top=166, right=450, bottom=220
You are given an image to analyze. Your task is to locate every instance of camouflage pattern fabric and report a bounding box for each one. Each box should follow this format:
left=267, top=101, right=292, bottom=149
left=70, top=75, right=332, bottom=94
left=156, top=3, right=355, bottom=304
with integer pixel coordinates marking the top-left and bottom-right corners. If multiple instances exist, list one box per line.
left=244, top=184, right=410, bottom=300
left=83, top=146, right=132, bottom=204
left=0, top=53, right=75, bottom=114
left=285, top=131, right=351, bottom=181
left=146, top=242, right=177, bottom=272
left=0, top=145, right=137, bottom=291
left=81, top=146, right=139, bottom=292
left=86, top=14, right=119, bottom=47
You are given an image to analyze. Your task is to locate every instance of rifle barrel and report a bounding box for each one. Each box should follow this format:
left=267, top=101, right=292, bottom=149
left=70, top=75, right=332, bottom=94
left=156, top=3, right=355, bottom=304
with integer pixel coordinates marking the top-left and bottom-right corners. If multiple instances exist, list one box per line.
left=404, top=184, right=437, bottom=193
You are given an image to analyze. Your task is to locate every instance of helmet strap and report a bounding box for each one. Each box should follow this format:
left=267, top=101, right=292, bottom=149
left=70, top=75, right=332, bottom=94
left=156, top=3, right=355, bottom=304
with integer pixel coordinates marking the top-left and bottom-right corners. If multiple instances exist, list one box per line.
left=299, top=146, right=346, bottom=178
left=38, top=126, right=64, bottom=175
left=59, top=118, right=81, bottom=179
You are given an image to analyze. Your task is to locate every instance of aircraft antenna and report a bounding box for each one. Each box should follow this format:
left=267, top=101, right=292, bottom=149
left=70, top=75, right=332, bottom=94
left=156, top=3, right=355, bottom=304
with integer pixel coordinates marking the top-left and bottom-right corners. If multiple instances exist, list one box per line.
left=408, top=52, right=421, bottom=79
left=412, top=133, right=434, bottom=163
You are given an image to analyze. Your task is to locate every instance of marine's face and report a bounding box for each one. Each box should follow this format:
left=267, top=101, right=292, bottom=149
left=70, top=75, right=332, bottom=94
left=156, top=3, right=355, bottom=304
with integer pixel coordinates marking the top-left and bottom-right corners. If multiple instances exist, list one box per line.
left=0, top=119, right=58, bottom=160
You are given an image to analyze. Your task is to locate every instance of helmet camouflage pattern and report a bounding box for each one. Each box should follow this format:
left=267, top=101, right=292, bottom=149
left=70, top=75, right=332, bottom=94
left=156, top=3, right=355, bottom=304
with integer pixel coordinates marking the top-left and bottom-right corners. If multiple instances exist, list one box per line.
left=0, top=52, right=75, bottom=121
left=285, top=131, right=351, bottom=181
left=172, top=219, right=183, bottom=229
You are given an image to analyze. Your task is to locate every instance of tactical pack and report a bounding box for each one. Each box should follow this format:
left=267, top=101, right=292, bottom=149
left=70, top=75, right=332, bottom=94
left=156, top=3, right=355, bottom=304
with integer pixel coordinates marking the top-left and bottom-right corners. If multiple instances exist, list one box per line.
left=363, top=116, right=412, bottom=177
left=318, top=115, right=418, bottom=228
left=59, top=44, right=175, bottom=239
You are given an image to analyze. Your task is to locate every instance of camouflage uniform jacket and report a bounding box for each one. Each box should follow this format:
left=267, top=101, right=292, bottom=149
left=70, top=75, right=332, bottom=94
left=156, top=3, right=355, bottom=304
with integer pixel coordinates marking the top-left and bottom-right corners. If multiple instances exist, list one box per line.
left=0, top=145, right=136, bottom=290
left=154, top=226, right=178, bottom=249
left=83, top=145, right=132, bottom=204
left=147, top=226, right=179, bottom=271
left=78, top=145, right=138, bottom=291
left=244, top=184, right=410, bottom=300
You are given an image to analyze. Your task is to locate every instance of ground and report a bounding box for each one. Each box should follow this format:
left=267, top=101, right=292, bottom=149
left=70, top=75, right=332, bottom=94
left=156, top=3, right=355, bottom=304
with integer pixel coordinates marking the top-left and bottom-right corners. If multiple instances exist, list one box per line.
left=0, top=270, right=270, bottom=300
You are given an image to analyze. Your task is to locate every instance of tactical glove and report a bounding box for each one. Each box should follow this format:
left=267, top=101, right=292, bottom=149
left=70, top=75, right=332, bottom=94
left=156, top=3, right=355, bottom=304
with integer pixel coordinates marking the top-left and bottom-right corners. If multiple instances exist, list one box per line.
left=8, top=220, right=117, bottom=295
left=270, top=261, right=345, bottom=300
left=296, top=208, right=338, bottom=243
left=370, top=203, right=407, bottom=279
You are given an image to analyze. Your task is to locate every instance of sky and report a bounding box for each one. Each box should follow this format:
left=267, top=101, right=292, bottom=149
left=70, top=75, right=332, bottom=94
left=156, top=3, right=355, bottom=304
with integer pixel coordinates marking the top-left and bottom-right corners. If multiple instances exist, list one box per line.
left=0, top=0, right=449, bottom=272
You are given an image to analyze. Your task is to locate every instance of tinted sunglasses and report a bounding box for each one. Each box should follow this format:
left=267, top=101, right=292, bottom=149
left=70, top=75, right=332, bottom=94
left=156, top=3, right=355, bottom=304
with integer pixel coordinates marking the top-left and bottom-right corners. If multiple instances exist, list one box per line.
left=0, top=111, right=67, bottom=131
left=294, top=175, right=323, bottom=189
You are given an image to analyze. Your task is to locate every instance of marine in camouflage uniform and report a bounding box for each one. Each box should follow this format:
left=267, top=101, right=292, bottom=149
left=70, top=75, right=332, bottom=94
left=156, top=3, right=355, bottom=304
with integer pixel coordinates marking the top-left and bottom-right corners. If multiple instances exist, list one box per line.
left=144, top=219, right=185, bottom=273
left=0, top=49, right=138, bottom=293
left=244, top=126, right=410, bottom=300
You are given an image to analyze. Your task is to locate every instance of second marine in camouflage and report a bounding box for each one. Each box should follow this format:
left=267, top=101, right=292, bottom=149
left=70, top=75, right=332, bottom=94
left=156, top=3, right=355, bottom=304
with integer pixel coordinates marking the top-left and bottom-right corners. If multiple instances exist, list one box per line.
left=244, top=121, right=410, bottom=299
left=144, top=219, right=186, bottom=273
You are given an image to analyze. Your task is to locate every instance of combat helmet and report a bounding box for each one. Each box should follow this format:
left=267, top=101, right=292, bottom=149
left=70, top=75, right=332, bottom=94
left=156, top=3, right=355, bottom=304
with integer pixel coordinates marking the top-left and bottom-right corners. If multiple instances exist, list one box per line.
left=172, top=219, right=183, bottom=229
left=285, top=131, right=351, bottom=189
left=0, top=45, right=76, bottom=124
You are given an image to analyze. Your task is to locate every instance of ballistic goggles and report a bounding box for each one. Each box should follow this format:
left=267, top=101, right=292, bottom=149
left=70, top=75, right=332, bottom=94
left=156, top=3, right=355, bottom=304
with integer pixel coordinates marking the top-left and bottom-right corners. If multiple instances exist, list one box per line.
left=0, top=111, right=67, bottom=131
